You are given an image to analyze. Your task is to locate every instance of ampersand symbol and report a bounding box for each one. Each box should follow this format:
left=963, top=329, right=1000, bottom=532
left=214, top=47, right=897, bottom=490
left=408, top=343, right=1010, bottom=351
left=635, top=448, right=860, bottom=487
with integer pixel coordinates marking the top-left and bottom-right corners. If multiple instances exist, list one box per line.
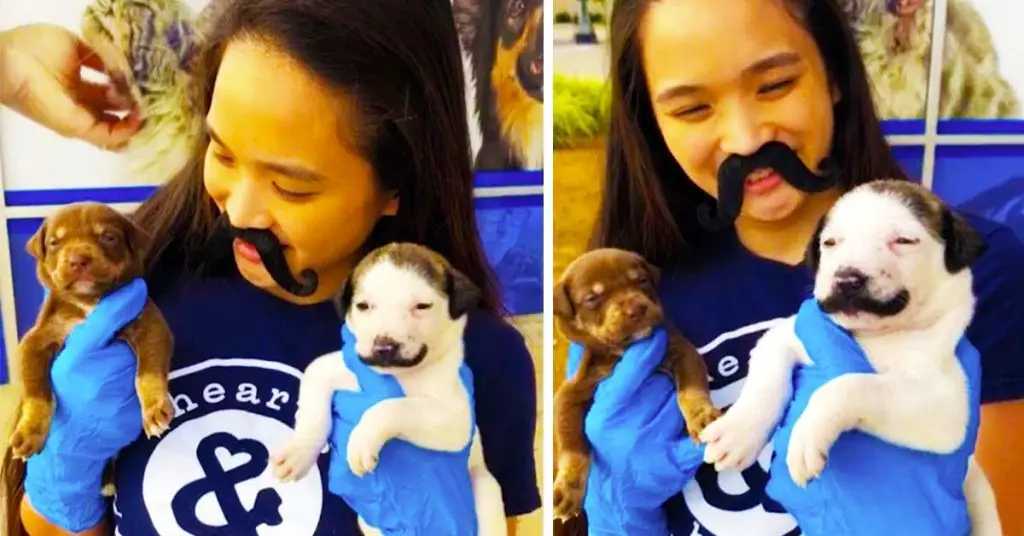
left=171, top=432, right=284, bottom=535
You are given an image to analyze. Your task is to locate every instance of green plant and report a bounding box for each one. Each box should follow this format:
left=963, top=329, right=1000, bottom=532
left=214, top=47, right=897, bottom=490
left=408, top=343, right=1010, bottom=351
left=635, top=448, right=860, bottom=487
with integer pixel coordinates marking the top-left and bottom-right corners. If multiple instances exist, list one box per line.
left=553, top=74, right=612, bottom=149
left=554, top=11, right=573, bottom=24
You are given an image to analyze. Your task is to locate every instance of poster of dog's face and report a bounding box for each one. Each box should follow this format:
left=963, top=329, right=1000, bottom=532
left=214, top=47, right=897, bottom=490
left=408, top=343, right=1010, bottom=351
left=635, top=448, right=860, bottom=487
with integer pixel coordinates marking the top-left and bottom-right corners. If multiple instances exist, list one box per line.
left=453, top=0, right=545, bottom=171
left=841, top=0, right=1023, bottom=122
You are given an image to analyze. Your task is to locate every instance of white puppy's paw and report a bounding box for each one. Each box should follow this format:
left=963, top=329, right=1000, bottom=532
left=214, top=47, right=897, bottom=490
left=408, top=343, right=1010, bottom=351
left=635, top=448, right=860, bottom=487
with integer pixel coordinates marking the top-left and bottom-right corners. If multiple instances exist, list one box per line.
left=786, top=404, right=845, bottom=486
left=347, top=419, right=388, bottom=477
left=271, top=437, right=323, bottom=483
left=700, top=404, right=774, bottom=472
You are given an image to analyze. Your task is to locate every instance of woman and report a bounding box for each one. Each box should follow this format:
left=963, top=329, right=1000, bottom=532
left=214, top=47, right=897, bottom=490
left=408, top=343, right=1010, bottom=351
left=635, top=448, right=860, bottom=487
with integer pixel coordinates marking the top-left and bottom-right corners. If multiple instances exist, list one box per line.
left=574, top=0, right=1024, bottom=534
left=0, top=0, right=540, bottom=534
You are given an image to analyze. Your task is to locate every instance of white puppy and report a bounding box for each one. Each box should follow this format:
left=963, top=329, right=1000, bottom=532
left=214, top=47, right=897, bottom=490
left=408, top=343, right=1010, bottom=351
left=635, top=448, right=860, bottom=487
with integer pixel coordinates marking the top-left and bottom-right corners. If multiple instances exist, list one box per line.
left=700, top=180, right=1001, bottom=535
left=270, top=242, right=507, bottom=536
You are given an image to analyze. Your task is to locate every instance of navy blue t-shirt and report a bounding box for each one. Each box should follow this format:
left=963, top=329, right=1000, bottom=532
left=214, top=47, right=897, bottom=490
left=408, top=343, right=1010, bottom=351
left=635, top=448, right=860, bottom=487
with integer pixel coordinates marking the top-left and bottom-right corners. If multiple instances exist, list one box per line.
left=110, top=267, right=540, bottom=535
left=658, top=214, right=1024, bottom=536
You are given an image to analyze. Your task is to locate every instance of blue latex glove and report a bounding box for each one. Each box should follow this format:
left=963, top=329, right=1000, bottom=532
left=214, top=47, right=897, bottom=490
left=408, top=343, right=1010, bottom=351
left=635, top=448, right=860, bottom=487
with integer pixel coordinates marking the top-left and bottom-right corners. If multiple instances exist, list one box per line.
left=327, top=325, right=478, bottom=535
left=565, top=327, right=706, bottom=536
left=765, top=298, right=980, bottom=536
left=23, top=278, right=149, bottom=532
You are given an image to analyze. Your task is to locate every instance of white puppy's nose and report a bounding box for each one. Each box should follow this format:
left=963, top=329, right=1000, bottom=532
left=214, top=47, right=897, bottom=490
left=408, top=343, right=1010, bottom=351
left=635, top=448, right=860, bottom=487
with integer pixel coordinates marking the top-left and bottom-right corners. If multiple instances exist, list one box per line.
left=372, top=337, right=400, bottom=361
left=835, top=268, right=869, bottom=294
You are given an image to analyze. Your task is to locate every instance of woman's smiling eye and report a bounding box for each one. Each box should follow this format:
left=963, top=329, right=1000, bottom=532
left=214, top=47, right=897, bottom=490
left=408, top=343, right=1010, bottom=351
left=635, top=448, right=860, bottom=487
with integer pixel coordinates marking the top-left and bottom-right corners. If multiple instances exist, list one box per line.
left=894, top=237, right=920, bottom=245
left=212, top=151, right=235, bottom=167
left=415, top=302, right=433, bottom=310
left=673, top=104, right=711, bottom=119
left=272, top=183, right=317, bottom=200
left=759, top=78, right=795, bottom=96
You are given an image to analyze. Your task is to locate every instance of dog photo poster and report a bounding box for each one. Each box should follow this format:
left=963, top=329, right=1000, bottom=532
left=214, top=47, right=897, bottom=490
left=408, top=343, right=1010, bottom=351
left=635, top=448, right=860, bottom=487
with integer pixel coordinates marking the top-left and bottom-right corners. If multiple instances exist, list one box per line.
left=841, top=0, right=1022, bottom=124
left=0, top=0, right=545, bottom=189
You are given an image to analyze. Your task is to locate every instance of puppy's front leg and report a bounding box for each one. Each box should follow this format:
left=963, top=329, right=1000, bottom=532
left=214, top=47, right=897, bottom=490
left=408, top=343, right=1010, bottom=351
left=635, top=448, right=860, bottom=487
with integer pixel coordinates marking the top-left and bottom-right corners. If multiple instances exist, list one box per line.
left=666, top=332, right=720, bottom=441
left=273, top=351, right=357, bottom=482
left=347, top=394, right=470, bottom=476
left=553, top=346, right=605, bottom=520
left=786, top=370, right=969, bottom=486
left=701, top=317, right=805, bottom=471
left=11, top=327, right=60, bottom=459
left=118, top=301, right=174, bottom=439
left=965, top=456, right=1001, bottom=536
left=468, top=427, right=507, bottom=536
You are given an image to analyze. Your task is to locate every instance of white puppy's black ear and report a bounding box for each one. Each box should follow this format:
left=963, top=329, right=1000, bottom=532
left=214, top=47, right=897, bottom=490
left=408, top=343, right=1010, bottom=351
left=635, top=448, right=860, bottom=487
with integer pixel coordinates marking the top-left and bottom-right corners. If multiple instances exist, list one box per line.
left=334, top=276, right=354, bottom=320
left=941, top=207, right=987, bottom=273
left=804, top=215, right=828, bottom=275
left=446, top=266, right=481, bottom=319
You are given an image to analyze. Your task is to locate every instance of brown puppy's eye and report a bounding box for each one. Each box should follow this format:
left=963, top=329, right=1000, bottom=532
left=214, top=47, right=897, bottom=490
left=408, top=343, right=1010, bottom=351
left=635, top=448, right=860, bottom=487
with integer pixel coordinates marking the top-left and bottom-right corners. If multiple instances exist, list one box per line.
left=582, top=294, right=601, bottom=308
left=415, top=303, right=433, bottom=310
left=46, top=237, right=60, bottom=249
left=355, top=302, right=370, bottom=312
left=100, top=232, right=120, bottom=246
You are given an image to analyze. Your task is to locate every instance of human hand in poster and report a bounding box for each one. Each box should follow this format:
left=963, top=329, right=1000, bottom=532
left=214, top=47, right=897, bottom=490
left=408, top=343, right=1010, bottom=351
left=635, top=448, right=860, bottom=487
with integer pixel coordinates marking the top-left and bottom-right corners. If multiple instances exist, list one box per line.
left=0, top=23, right=141, bottom=148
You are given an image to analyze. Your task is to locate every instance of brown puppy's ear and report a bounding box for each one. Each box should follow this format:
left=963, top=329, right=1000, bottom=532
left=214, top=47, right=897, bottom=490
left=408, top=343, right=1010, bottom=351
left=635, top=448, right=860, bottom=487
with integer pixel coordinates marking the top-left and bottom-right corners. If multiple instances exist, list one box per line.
left=553, top=279, right=575, bottom=319
left=941, top=206, right=987, bottom=273
left=334, top=276, right=354, bottom=320
left=121, top=214, right=153, bottom=261
left=644, top=260, right=661, bottom=286
left=26, top=220, right=48, bottom=260
left=446, top=266, right=481, bottom=319
left=804, top=215, right=828, bottom=275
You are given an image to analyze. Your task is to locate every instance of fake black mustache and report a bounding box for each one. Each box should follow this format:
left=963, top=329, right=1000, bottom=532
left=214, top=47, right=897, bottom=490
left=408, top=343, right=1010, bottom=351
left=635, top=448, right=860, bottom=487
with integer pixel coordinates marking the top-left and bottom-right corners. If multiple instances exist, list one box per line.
left=697, top=141, right=841, bottom=232
left=208, top=213, right=319, bottom=296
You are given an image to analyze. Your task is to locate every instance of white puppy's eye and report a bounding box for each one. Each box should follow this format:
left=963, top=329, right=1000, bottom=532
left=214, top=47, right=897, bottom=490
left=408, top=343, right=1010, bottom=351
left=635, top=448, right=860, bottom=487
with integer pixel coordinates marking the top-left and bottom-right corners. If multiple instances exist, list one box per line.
left=415, top=303, right=433, bottom=310
left=823, top=237, right=837, bottom=248
left=355, top=301, right=370, bottom=311
left=894, top=237, right=920, bottom=245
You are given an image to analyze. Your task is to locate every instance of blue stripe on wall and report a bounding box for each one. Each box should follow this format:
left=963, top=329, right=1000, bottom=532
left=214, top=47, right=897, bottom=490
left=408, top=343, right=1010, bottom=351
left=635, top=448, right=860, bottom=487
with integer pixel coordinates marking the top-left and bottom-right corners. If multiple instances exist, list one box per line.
left=882, top=119, right=925, bottom=136
left=4, top=171, right=544, bottom=206
left=937, top=119, right=1024, bottom=135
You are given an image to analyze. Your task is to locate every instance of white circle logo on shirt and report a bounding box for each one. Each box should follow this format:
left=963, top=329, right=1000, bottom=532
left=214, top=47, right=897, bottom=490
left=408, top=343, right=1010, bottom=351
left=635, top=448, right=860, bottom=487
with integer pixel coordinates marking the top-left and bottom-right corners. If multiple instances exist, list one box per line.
left=140, top=359, right=324, bottom=536
left=682, top=320, right=800, bottom=535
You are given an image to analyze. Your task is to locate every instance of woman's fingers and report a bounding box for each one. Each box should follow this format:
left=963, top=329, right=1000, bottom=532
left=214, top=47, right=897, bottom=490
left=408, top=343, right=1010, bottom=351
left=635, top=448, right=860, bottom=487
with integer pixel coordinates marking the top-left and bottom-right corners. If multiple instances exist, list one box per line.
left=75, top=79, right=135, bottom=112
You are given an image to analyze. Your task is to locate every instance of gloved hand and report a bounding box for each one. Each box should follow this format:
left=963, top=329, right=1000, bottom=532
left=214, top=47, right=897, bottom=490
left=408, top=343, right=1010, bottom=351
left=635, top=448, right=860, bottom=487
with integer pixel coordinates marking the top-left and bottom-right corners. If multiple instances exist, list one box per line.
left=326, top=325, right=479, bottom=535
left=566, top=327, right=706, bottom=536
left=23, top=278, right=149, bottom=533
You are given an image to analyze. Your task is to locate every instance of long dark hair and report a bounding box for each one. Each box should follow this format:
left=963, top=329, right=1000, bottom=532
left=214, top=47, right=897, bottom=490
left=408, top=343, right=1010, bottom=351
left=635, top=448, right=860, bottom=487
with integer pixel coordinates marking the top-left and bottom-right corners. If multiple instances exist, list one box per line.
left=591, top=0, right=910, bottom=267
left=133, top=0, right=503, bottom=314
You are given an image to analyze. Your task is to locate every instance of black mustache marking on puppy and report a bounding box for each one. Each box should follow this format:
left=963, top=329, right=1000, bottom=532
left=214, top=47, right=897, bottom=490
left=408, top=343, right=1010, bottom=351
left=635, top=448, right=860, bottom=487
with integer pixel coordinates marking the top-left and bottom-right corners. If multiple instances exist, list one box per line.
left=359, top=343, right=429, bottom=369
left=819, top=269, right=911, bottom=317
left=209, top=213, right=318, bottom=296
left=698, top=141, right=841, bottom=231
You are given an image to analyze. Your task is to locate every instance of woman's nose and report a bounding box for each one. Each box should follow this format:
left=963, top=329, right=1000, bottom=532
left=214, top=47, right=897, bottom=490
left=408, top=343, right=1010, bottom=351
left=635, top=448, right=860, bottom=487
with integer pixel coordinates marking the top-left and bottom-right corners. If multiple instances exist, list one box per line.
left=718, top=104, right=771, bottom=158
left=224, top=177, right=272, bottom=229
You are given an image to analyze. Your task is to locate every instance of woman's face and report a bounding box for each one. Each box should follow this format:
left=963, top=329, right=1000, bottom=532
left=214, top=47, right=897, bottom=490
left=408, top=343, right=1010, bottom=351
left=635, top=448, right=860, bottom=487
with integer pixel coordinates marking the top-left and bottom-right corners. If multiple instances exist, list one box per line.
left=641, top=0, right=839, bottom=224
left=204, top=38, right=398, bottom=303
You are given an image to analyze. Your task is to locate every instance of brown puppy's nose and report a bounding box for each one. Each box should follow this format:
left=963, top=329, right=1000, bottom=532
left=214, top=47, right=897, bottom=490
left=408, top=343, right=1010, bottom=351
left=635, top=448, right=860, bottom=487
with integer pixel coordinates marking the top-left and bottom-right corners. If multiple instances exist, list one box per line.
left=623, top=300, right=648, bottom=320
left=68, top=253, right=92, bottom=273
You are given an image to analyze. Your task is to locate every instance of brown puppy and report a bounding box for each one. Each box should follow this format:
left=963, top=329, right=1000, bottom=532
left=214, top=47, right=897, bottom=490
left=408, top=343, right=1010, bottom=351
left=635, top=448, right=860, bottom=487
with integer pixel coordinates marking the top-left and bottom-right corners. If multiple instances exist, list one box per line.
left=1, top=202, right=174, bottom=525
left=552, top=248, right=720, bottom=520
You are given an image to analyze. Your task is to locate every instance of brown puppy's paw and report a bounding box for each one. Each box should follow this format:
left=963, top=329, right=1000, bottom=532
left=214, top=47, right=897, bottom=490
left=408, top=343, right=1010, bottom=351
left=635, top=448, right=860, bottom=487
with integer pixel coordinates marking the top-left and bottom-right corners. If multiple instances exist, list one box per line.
left=684, top=403, right=723, bottom=443
left=101, top=482, right=117, bottom=497
left=139, top=386, right=174, bottom=438
left=553, top=471, right=586, bottom=521
left=10, top=422, right=48, bottom=459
